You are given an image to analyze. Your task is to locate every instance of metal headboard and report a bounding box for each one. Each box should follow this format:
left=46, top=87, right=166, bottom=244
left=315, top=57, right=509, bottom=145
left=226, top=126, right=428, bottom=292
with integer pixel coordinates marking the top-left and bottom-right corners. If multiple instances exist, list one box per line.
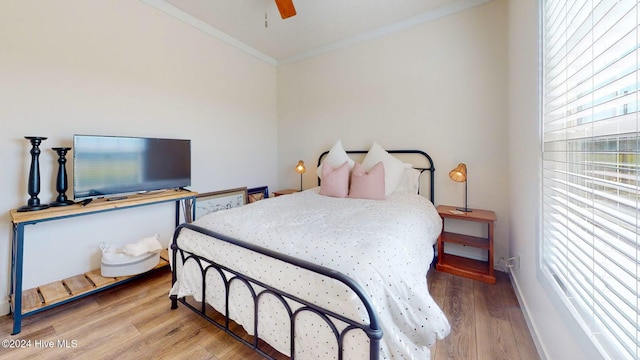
left=317, top=149, right=436, bottom=204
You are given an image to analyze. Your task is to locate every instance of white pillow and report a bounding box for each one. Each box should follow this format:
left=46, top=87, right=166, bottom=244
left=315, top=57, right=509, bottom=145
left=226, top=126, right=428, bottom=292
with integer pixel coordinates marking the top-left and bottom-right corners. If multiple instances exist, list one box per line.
left=394, top=167, right=421, bottom=194
left=316, top=139, right=355, bottom=179
left=361, top=142, right=410, bottom=197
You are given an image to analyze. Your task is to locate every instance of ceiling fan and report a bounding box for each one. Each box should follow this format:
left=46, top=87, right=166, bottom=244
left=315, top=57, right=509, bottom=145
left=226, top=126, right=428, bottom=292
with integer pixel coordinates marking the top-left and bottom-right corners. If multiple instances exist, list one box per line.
left=274, top=0, right=296, bottom=19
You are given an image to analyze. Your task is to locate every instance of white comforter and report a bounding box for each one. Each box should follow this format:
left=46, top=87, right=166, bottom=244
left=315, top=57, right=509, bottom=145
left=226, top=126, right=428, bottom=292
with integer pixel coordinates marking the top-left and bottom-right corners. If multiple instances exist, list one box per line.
left=170, top=188, right=450, bottom=359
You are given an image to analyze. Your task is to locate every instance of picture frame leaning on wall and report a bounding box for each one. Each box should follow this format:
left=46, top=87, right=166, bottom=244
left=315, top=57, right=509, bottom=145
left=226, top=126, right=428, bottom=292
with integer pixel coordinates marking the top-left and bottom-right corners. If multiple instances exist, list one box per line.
left=247, top=186, right=269, bottom=203
left=195, top=187, right=247, bottom=220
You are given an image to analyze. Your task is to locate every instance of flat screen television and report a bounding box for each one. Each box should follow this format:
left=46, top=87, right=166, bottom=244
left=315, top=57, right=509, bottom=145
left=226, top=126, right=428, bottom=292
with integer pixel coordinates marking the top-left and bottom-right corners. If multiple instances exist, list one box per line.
left=73, top=135, right=191, bottom=200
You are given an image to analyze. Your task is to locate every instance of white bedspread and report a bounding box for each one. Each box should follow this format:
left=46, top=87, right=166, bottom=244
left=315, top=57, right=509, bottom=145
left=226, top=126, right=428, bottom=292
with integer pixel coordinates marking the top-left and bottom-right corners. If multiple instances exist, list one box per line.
left=170, top=188, right=450, bottom=359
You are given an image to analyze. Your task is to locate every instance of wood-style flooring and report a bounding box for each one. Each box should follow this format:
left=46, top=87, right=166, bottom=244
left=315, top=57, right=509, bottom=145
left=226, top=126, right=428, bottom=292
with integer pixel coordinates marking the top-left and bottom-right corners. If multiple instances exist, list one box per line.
left=0, top=267, right=539, bottom=360
left=428, top=268, right=539, bottom=360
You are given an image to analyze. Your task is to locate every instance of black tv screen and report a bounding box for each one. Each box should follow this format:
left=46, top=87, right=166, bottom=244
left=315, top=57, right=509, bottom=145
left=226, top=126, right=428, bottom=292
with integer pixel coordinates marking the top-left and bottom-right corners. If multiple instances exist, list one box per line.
left=73, top=135, right=191, bottom=199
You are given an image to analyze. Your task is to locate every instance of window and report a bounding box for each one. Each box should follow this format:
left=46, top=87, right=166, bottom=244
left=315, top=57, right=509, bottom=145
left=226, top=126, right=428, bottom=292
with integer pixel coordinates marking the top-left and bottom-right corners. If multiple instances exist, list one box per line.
left=541, top=1, right=639, bottom=360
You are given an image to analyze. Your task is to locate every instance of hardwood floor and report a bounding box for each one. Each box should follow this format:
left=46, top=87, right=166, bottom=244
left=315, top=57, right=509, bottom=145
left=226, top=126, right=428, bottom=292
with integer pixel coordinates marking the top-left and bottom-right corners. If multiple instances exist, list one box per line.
left=0, top=267, right=539, bottom=360
left=428, top=268, right=540, bottom=360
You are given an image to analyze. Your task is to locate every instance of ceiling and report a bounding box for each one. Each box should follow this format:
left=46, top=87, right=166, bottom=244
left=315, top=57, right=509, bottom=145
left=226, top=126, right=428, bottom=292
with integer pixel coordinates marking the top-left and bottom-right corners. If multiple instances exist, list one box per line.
left=144, top=0, right=489, bottom=64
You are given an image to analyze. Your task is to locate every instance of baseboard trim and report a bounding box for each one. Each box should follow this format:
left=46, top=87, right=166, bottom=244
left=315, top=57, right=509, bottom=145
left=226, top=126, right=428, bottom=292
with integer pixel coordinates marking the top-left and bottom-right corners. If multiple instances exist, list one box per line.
left=508, top=271, right=549, bottom=360
left=0, top=300, right=10, bottom=317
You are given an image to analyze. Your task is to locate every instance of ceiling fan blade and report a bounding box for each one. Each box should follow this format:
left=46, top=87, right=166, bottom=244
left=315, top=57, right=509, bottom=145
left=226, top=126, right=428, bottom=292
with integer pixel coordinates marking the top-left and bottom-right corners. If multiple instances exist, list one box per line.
left=275, top=0, right=296, bottom=19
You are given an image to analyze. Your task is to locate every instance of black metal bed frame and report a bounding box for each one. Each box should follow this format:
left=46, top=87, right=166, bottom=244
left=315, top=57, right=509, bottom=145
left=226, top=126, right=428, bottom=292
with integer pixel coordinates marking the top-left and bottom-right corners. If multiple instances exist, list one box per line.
left=170, top=149, right=435, bottom=359
left=317, top=149, right=435, bottom=203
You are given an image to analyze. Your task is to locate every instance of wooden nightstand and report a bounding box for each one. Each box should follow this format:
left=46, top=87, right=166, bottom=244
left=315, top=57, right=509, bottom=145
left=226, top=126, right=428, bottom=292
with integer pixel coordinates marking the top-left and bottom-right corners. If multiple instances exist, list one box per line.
left=273, top=189, right=299, bottom=197
left=435, top=204, right=496, bottom=284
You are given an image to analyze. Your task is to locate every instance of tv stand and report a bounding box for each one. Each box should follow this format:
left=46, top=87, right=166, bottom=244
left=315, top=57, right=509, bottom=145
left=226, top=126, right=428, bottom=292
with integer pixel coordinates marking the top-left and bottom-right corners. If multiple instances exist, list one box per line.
left=9, top=189, right=196, bottom=335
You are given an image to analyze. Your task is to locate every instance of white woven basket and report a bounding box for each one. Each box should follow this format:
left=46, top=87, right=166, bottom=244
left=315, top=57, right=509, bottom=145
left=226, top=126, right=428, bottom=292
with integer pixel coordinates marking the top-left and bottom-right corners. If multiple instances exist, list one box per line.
left=100, top=251, right=160, bottom=277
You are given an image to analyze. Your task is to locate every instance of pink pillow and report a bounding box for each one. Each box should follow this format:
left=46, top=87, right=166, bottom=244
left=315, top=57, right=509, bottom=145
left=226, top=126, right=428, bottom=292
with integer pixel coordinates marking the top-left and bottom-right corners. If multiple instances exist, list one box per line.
left=361, top=142, right=409, bottom=196
left=349, top=162, right=385, bottom=200
left=319, top=161, right=350, bottom=198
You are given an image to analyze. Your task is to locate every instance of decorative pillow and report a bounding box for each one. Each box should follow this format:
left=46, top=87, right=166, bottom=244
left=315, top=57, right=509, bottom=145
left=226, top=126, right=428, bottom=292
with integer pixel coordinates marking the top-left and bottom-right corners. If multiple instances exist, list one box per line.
left=348, top=162, right=385, bottom=200
left=361, top=142, right=409, bottom=196
left=316, top=140, right=355, bottom=179
left=394, top=167, right=421, bottom=194
left=319, top=161, right=350, bottom=198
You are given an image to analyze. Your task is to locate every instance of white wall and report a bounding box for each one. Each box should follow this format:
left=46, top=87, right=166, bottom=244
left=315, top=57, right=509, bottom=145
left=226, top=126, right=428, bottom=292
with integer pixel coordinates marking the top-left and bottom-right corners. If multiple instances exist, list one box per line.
left=507, top=1, right=602, bottom=359
left=277, top=0, right=509, bottom=263
left=0, top=0, right=278, bottom=315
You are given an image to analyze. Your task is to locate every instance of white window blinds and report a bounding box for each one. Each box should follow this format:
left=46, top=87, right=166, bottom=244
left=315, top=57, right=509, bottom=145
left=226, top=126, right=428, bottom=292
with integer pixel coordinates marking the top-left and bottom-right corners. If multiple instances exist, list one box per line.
left=541, top=1, right=639, bottom=360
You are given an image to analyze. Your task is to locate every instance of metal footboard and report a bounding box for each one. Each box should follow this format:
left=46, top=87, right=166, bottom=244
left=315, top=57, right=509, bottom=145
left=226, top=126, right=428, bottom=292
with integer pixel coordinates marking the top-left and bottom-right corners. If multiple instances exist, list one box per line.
left=170, top=223, right=382, bottom=360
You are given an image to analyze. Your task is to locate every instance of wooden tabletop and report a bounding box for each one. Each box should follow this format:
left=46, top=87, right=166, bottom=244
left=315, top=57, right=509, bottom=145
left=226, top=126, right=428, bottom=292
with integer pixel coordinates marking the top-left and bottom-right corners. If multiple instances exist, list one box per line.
left=436, top=204, right=496, bottom=222
left=11, top=189, right=196, bottom=224
left=273, top=189, right=299, bottom=196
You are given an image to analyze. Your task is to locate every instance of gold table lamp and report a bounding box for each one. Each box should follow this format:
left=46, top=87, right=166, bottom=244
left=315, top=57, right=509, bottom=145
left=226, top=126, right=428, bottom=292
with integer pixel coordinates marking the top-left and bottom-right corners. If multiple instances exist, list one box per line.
left=295, top=160, right=306, bottom=191
left=449, top=163, right=472, bottom=212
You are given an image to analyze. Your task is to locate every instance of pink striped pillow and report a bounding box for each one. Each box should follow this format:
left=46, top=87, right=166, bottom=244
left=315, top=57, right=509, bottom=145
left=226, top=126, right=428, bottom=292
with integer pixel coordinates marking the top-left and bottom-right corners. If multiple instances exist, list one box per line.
left=348, top=161, right=385, bottom=200
left=319, top=161, right=350, bottom=198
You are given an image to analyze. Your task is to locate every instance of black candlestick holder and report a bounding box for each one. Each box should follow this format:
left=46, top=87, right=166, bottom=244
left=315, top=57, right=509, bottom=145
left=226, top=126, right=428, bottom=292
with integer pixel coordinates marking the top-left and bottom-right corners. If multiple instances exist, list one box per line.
left=50, top=147, right=75, bottom=207
left=17, top=136, right=50, bottom=212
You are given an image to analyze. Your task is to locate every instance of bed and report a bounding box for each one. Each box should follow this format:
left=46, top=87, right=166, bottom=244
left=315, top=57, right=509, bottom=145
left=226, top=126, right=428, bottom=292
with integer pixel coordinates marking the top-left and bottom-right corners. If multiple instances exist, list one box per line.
left=169, top=144, right=450, bottom=359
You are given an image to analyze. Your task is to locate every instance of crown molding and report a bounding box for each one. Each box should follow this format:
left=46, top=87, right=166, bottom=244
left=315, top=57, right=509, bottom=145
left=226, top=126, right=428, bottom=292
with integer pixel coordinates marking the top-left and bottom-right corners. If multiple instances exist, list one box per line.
left=141, top=0, right=278, bottom=66
left=142, top=0, right=493, bottom=67
left=278, top=0, right=493, bottom=65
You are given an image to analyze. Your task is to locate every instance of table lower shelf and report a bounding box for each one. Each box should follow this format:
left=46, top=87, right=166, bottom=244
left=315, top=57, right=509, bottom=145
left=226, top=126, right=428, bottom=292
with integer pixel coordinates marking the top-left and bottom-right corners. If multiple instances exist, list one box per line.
left=16, top=249, right=170, bottom=315
left=436, top=253, right=496, bottom=284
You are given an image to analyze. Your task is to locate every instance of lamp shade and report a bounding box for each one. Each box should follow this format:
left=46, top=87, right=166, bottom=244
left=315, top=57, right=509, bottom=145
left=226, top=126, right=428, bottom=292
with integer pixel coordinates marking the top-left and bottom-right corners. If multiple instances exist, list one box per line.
left=295, top=160, right=306, bottom=174
left=449, top=163, right=467, bottom=183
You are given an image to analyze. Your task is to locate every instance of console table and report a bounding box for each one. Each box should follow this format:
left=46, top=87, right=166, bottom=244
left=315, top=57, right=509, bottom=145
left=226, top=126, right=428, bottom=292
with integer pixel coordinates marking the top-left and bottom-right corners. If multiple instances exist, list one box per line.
left=9, top=189, right=196, bottom=335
